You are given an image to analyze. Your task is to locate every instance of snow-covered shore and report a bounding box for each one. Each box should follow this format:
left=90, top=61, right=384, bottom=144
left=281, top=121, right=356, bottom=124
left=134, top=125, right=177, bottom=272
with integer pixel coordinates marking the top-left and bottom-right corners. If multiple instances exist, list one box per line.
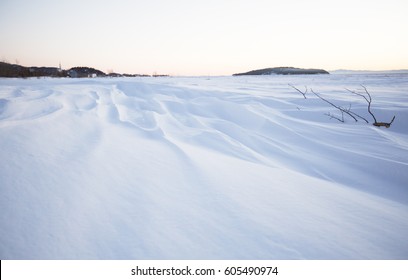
left=1, top=74, right=407, bottom=259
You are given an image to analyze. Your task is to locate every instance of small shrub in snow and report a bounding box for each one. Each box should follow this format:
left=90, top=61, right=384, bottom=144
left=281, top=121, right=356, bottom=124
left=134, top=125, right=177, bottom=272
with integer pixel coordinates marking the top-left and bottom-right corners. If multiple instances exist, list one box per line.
left=290, top=84, right=396, bottom=127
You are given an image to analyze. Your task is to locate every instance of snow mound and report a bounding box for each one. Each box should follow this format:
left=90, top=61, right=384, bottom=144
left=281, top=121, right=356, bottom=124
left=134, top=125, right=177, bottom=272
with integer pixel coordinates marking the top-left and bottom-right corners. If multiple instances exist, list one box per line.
left=1, top=74, right=407, bottom=259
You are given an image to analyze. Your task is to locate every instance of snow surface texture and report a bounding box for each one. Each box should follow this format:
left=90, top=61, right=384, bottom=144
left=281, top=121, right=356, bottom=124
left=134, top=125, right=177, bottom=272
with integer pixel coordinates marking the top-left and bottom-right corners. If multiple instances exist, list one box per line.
left=1, top=74, right=407, bottom=259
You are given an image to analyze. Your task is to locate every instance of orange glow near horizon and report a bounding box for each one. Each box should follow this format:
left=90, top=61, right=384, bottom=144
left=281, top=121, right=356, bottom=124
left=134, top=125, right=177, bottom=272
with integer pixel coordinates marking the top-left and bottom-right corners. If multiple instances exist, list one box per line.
left=1, top=0, right=407, bottom=76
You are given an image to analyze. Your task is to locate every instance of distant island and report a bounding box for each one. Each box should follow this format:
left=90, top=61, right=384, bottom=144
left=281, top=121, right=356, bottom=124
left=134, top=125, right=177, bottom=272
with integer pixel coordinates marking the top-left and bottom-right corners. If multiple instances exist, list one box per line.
left=233, top=67, right=329, bottom=76
left=0, top=62, right=159, bottom=78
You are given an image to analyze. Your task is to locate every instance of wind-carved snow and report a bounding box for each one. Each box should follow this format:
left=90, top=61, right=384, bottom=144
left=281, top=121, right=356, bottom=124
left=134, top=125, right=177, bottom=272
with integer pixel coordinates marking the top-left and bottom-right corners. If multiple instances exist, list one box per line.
left=0, top=74, right=407, bottom=259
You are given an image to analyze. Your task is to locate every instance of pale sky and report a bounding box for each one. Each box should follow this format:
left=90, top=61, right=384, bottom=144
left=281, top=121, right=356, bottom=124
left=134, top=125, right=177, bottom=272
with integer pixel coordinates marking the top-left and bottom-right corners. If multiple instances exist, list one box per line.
left=1, top=0, right=407, bottom=75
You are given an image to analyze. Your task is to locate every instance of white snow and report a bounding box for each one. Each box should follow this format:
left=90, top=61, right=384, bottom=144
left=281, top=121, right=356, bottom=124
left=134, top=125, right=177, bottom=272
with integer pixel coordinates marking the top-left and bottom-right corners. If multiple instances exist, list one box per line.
left=0, top=74, right=407, bottom=259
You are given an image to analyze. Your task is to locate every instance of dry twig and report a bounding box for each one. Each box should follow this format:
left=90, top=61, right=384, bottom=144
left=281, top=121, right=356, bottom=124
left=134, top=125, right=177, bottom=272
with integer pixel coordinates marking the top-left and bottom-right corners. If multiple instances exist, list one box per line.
left=290, top=84, right=396, bottom=127
left=310, top=89, right=358, bottom=122
left=289, top=84, right=307, bottom=99
left=346, top=85, right=395, bottom=127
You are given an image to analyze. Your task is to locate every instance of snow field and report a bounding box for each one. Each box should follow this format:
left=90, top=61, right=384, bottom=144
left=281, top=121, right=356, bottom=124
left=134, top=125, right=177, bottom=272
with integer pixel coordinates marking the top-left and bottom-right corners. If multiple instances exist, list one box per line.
left=0, top=74, right=407, bottom=259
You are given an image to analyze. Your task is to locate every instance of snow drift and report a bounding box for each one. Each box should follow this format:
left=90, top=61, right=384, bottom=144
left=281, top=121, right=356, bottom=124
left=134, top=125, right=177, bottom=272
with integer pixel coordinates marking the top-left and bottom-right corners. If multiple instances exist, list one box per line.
left=0, top=74, right=407, bottom=259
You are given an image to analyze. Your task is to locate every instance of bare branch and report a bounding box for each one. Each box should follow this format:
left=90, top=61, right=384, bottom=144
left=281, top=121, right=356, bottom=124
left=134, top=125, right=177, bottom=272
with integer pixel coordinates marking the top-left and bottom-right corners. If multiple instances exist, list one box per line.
left=292, top=84, right=396, bottom=127
left=346, top=86, right=377, bottom=124
left=341, top=103, right=369, bottom=123
left=311, top=89, right=358, bottom=122
left=373, top=116, right=396, bottom=128
left=289, top=84, right=307, bottom=99
left=361, top=85, right=379, bottom=124
left=325, top=112, right=344, bottom=123
left=389, top=115, right=396, bottom=126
